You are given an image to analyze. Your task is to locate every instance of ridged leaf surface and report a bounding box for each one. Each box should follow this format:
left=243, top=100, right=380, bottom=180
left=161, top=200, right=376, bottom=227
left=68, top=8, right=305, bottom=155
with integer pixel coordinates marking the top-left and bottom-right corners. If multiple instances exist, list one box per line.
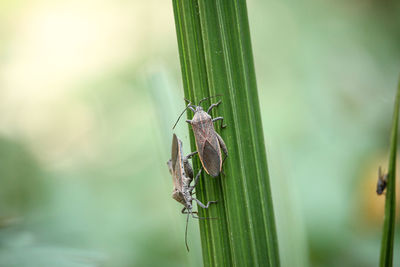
left=172, top=0, right=280, bottom=266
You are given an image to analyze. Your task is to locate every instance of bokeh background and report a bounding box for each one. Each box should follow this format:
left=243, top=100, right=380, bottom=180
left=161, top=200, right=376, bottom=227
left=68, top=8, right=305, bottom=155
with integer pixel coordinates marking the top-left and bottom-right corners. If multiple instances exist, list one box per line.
left=0, top=0, right=399, bottom=266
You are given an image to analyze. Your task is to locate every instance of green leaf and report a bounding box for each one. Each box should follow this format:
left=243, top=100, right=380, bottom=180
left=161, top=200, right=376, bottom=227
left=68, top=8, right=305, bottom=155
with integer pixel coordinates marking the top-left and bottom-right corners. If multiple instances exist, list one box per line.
left=379, top=76, right=400, bottom=267
left=172, top=0, right=280, bottom=265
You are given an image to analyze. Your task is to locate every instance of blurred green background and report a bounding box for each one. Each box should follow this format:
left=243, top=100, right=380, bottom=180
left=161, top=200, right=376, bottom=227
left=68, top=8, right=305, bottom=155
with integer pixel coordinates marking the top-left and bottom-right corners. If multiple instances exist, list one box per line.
left=0, top=0, right=399, bottom=266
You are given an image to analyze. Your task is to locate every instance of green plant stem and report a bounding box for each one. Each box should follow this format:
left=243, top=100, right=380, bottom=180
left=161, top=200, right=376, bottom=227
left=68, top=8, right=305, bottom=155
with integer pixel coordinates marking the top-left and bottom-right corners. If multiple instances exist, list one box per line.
left=379, top=77, right=400, bottom=267
left=172, top=0, right=280, bottom=266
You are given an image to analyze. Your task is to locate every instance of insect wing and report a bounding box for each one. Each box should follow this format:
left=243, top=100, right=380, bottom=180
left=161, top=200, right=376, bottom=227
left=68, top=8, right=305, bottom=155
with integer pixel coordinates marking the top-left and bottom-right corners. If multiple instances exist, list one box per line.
left=171, top=134, right=179, bottom=171
left=169, top=134, right=182, bottom=191
left=192, top=121, right=222, bottom=177
left=201, top=140, right=221, bottom=177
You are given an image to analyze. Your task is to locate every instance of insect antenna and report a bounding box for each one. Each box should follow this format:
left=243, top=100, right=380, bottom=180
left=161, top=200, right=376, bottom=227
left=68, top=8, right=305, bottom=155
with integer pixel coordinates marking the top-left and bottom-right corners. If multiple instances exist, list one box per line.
left=185, top=212, right=190, bottom=252
left=197, top=94, right=222, bottom=106
left=172, top=103, right=192, bottom=129
left=173, top=95, right=222, bottom=129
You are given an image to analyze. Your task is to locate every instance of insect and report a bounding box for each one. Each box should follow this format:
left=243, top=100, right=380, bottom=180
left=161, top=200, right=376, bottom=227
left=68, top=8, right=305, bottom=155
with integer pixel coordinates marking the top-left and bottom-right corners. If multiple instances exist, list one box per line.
left=376, top=166, right=388, bottom=195
left=167, top=133, right=217, bottom=251
left=173, top=96, right=228, bottom=177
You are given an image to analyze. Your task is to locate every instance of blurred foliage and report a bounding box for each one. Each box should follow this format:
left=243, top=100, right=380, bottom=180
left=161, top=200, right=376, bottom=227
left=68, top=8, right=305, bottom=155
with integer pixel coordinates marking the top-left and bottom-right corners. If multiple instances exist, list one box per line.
left=0, top=0, right=399, bottom=266
left=0, top=137, right=44, bottom=219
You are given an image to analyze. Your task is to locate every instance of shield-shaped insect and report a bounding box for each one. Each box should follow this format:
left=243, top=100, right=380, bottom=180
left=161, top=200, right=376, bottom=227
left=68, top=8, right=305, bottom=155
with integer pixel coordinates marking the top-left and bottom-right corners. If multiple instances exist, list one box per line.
left=173, top=96, right=228, bottom=177
left=376, top=166, right=388, bottom=195
left=167, top=133, right=217, bottom=251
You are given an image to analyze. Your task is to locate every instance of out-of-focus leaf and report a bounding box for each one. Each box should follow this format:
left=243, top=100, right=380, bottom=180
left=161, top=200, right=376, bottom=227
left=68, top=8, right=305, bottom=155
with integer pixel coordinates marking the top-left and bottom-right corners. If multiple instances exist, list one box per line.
left=379, top=76, right=400, bottom=267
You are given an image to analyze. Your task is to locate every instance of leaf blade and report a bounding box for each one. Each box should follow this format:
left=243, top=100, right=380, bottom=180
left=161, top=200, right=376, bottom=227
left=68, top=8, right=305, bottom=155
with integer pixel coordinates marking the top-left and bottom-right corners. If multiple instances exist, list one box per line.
left=379, top=76, right=400, bottom=267
left=172, top=0, right=280, bottom=265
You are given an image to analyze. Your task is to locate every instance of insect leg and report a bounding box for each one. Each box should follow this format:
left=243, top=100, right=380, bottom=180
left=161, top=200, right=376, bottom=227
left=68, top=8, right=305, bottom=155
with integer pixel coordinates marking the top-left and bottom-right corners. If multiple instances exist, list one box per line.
left=190, top=169, right=202, bottom=191
left=193, top=198, right=218, bottom=209
left=216, top=132, right=228, bottom=160
left=191, top=214, right=216, bottom=219
left=207, top=100, right=222, bottom=114
left=182, top=209, right=199, bottom=215
left=212, top=116, right=227, bottom=129
left=186, top=151, right=198, bottom=159
left=186, top=119, right=193, bottom=124
left=184, top=99, right=196, bottom=112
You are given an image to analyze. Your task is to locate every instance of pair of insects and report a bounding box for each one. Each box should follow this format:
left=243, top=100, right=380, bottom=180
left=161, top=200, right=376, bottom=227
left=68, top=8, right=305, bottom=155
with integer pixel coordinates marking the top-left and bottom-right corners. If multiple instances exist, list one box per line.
left=167, top=96, right=228, bottom=251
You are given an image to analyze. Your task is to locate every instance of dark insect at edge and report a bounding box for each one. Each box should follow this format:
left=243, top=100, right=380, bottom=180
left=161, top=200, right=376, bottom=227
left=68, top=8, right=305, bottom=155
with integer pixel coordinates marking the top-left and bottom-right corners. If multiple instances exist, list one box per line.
left=167, top=133, right=217, bottom=251
left=376, top=166, right=388, bottom=195
left=173, top=96, right=228, bottom=177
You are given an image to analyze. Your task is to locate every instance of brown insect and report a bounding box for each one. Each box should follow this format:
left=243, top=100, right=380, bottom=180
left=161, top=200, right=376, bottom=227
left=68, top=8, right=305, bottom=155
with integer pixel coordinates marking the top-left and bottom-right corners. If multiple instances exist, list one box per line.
left=376, top=166, right=388, bottom=195
left=173, top=96, right=228, bottom=177
left=167, top=133, right=217, bottom=251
